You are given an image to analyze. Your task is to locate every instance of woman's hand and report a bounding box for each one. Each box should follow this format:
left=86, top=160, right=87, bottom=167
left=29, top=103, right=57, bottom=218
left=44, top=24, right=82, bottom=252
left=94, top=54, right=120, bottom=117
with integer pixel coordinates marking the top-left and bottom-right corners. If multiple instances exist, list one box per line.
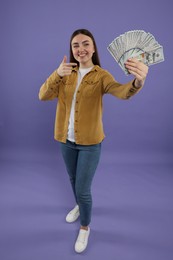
left=125, top=58, right=149, bottom=88
left=57, top=55, right=77, bottom=77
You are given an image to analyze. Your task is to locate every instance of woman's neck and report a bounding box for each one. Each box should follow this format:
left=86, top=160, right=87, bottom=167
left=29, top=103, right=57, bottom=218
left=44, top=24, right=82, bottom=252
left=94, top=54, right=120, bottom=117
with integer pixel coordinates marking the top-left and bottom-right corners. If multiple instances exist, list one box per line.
left=79, top=61, right=94, bottom=69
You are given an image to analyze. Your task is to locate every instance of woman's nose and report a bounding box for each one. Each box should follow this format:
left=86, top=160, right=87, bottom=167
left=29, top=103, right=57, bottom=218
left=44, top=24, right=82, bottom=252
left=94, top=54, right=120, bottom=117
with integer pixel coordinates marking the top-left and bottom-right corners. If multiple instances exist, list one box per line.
left=79, top=44, right=84, bottom=51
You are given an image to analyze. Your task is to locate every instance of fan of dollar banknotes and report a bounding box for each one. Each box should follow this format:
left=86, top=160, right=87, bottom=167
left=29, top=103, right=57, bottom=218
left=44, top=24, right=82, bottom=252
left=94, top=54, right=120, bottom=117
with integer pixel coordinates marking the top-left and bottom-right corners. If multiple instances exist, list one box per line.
left=107, top=30, right=164, bottom=75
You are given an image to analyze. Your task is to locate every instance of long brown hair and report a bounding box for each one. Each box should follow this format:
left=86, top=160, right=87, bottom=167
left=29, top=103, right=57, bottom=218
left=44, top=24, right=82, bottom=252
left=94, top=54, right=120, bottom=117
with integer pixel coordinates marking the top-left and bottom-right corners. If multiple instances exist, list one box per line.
left=69, top=29, right=101, bottom=67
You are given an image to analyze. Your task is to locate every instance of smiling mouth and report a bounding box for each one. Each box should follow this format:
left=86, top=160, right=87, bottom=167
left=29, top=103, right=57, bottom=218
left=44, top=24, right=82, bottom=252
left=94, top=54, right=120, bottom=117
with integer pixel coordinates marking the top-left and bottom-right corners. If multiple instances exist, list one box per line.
left=78, top=53, right=87, bottom=57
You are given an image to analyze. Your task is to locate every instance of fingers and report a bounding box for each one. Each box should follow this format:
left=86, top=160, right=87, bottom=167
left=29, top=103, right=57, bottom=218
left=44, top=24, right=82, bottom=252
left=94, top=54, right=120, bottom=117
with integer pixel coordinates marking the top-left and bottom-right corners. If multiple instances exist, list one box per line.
left=60, top=65, right=74, bottom=76
left=62, top=55, right=67, bottom=64
left=124, top=58, right=148, bottom=81
left=57, top=56, right=77, bottom=77
left=61, top=55, right=77, bottom=67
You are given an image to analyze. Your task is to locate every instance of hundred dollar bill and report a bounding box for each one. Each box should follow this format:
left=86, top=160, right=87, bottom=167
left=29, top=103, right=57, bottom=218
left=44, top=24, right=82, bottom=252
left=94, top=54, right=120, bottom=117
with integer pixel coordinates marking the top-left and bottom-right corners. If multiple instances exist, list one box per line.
left=107, top=30, right=164, bottom=75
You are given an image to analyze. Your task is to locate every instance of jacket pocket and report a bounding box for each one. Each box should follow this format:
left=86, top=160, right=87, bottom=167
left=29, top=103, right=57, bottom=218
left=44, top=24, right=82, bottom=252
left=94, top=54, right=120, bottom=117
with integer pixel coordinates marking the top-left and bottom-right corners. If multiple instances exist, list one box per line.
left=64, top=81, right=74, bottom=97
left=82, top=80, right=100, bottom=97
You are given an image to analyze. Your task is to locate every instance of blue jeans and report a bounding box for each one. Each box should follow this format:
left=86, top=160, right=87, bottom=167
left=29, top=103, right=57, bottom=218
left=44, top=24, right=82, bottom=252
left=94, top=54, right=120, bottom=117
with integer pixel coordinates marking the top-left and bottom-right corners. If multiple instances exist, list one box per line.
left=60, top=140, right=101, bottom=226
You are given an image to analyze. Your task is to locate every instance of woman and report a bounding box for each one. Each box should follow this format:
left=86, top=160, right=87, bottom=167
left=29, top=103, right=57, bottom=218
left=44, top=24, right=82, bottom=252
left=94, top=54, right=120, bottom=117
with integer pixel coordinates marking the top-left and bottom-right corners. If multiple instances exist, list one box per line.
left=39, top=28, right=148, bottom=253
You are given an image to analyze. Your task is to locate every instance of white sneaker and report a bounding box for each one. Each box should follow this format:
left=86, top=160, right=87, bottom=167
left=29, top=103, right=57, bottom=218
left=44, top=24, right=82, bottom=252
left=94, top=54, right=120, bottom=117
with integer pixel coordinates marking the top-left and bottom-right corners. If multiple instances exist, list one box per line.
left=66, top=205, right=80, bottom=223
left=75, top=227, right=90, bottom=253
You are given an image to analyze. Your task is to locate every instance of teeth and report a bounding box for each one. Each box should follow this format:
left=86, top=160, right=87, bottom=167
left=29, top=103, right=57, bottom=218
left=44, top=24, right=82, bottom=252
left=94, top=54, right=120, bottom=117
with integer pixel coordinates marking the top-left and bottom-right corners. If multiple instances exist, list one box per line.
left=78, top=53, right=86, bottom=57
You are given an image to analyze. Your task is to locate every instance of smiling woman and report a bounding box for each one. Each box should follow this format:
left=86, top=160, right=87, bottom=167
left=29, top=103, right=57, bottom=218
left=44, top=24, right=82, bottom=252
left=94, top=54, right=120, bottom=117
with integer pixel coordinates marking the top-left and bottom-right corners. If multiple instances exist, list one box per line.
left=38, top=28, right=148, bottom=254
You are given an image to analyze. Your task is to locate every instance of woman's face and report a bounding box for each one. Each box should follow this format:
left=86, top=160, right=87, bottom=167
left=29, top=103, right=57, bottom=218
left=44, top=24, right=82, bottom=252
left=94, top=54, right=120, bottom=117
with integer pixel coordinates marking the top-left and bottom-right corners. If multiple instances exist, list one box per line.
left=71, top=34, right=95, bottom=68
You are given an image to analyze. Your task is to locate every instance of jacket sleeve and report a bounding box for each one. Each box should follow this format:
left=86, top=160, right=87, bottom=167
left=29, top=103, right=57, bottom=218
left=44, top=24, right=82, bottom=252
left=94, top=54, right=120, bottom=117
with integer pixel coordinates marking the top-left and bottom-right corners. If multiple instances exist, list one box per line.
left=101, top=70, right=143, bottom=100
left=38, top=70, right=64, bottom=101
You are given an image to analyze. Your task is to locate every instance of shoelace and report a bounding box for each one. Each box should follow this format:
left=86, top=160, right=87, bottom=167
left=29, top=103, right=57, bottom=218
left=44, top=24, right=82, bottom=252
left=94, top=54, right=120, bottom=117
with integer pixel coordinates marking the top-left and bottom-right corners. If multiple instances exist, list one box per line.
left=77, top=230, right=88, bottom=243
left=70, top=209, right=79, bottom=216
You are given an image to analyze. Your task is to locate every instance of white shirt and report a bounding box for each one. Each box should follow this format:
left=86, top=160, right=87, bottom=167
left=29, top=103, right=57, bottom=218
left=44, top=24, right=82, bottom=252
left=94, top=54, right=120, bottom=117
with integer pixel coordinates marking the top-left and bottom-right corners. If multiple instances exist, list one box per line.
left=67, top=67, right=93, bottom=142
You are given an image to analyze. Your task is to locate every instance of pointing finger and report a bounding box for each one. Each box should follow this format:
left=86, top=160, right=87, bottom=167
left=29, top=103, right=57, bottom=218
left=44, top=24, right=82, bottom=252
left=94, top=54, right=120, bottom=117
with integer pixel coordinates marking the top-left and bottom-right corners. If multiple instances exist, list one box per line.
left=65, top=63, right=77, bottom=67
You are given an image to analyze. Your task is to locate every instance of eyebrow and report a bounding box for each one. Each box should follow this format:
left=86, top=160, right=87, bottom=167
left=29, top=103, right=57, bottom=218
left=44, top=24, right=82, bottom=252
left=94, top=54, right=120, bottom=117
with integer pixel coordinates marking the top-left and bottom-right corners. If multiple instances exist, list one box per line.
left=72, top=40, right=90, bottom=45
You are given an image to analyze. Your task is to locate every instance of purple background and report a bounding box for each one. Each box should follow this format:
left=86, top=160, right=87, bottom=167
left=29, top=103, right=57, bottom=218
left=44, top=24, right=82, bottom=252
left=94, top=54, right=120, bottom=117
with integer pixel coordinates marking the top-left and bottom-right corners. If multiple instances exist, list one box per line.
left=0, top=0, right=173, bottom=260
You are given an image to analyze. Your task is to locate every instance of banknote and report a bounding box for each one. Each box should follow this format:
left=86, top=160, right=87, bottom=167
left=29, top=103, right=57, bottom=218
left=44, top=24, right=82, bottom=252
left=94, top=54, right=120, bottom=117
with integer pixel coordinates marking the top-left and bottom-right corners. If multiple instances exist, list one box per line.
left=107, top=30, right=164, bottom=75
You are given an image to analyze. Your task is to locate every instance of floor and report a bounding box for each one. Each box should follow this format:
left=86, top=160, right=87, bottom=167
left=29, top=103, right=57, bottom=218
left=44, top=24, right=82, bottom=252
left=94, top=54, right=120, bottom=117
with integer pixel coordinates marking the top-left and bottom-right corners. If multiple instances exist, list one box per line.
left=0, top=147, right=173, bottom=260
